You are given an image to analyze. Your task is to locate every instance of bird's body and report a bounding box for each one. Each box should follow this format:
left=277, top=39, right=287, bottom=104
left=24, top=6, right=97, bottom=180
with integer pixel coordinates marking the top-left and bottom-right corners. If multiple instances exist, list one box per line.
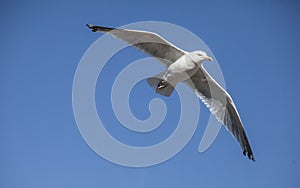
left=162, top=53, right=199, bottom=87
left=86, top=24, right=255, bottom=161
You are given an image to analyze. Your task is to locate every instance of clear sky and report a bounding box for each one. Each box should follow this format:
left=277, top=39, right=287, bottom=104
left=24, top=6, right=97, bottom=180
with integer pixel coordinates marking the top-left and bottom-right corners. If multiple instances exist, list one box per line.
left=1, top=0, right=300, bottom=187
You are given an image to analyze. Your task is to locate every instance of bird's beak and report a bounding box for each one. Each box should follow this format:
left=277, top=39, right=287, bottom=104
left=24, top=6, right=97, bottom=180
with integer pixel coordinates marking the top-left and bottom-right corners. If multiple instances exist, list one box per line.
left=206, top=56, right=213, bottom=61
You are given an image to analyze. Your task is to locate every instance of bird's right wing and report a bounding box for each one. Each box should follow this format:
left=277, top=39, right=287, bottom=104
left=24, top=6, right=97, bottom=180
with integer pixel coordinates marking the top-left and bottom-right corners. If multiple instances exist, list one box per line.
left=184, top=66, right=255, bottom=161
left=87, top=24, right=185, bottom=67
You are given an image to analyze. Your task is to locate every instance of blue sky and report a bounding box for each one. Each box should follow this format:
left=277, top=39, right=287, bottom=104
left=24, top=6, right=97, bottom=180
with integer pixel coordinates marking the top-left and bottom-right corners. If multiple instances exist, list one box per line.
left=1, top=0, right=300, bottom=187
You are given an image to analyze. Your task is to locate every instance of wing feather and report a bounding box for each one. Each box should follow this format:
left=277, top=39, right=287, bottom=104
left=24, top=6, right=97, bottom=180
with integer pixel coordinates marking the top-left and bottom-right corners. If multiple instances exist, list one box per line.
left=185, top=66, right=255, bottom=161
left=86, top=24, right=185, bottom=66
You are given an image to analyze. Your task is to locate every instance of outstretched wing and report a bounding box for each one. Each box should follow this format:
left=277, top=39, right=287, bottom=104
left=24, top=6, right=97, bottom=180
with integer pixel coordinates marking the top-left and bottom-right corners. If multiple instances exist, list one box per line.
left=87, top=24, right=185, bottom=67
left=184, top=66, right=255, bottom=161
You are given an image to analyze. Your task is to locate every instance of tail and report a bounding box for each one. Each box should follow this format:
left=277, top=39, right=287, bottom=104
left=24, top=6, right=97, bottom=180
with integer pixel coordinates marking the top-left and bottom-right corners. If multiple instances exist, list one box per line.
left=147, top=77, right=175, bottom=97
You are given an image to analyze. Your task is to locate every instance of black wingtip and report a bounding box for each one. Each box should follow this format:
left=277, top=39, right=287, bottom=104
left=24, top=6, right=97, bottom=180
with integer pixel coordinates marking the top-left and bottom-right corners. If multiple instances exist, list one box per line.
left=86, top=24, right=116, bottom=33
left=86, top=24, right=97, bottom=32
left=243, top=150, right=255, bottom=161
left=249, top=154, right=255, bottom=161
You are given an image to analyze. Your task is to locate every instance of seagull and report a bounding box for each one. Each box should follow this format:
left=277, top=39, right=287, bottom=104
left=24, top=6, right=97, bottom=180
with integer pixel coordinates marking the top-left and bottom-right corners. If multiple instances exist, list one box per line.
left=86, top=24, right=255, bottom=161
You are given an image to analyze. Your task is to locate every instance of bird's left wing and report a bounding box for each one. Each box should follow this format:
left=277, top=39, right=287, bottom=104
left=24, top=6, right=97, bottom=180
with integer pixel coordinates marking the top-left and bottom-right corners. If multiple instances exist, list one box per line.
left=87, top=24, right=185, bottom=66
left=184, top=66, right=255, bottom=161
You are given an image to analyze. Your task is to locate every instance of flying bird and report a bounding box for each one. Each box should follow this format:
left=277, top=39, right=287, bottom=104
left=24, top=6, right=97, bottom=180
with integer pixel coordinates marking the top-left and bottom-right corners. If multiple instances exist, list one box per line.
left=86, top=24, right=255, bottom=161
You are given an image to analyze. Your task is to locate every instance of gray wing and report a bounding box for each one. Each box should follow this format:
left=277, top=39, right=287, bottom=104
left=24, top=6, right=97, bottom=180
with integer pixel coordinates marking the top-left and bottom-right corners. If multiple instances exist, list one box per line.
left=86, top=24, right=185, bottom=66
left=184, top=66, right=255, bottom=161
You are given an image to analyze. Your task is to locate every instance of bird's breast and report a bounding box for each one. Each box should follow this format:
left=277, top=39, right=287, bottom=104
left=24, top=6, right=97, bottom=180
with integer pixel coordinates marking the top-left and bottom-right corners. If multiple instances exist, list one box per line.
left=165, top=55, right=199, bottom=84
left=168, top=55, right=196, bottom=73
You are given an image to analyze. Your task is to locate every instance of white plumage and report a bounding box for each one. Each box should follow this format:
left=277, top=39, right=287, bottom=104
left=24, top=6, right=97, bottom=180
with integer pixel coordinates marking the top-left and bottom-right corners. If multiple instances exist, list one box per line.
left=87, top=24, right=254, bottom=161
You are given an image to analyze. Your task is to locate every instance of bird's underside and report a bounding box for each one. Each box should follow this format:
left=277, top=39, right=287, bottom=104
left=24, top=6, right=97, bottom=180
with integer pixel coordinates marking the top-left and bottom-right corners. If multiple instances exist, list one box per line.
left=86, top=24, right=255, bottom=161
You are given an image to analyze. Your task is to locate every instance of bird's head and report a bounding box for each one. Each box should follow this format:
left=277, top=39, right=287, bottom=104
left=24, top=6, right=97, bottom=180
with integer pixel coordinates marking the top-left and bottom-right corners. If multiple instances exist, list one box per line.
left=189, top=50, right=213, bottom=63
